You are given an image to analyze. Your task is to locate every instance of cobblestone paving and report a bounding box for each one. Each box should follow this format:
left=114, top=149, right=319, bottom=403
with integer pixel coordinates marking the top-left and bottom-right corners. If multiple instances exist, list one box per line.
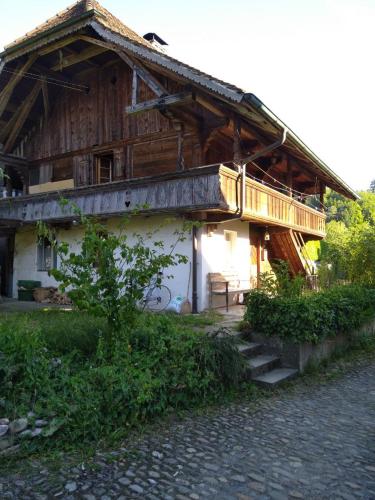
left=2, top=361, right=375, bottom=500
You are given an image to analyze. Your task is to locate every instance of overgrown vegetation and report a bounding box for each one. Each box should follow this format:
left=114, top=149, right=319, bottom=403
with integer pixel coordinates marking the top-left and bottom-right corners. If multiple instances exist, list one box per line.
left=0, top=310, right=246, bottom=456
left=318, top=182, right=375, bottom=287
left=245, top=285, right=375, bottom=344
left=0, top=209, right=247, bottom=458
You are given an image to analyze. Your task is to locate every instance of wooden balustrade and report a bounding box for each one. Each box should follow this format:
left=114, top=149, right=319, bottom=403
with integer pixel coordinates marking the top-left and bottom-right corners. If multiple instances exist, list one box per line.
left=0, top=163, right=326, bottom=237
left=220, top=165, right=326, bottom=237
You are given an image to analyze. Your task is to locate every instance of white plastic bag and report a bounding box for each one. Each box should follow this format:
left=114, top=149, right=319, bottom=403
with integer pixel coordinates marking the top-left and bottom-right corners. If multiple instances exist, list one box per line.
left=166, top=295, right=191, bottom=314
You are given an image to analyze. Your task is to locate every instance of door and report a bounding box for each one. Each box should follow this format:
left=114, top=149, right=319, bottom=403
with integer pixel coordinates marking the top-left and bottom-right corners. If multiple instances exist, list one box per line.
left=0, top=233, right=15, bottom=297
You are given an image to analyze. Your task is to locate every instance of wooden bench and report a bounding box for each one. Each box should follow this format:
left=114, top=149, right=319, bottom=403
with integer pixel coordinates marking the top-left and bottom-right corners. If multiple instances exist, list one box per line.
left=208, top=272, right=251, bottom=312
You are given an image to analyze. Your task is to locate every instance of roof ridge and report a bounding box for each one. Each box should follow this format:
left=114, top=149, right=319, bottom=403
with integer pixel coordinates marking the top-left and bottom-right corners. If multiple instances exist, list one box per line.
left=4, top=0, right=153, bottom=51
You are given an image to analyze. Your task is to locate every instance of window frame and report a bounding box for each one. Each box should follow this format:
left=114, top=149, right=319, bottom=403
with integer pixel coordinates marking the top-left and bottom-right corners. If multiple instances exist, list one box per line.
left=37, top=236, right=57, bottom=272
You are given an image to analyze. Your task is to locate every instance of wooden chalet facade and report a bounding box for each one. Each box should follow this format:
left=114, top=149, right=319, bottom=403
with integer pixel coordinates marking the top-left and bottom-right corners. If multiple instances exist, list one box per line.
left=0, top=0, right=357, bottom=310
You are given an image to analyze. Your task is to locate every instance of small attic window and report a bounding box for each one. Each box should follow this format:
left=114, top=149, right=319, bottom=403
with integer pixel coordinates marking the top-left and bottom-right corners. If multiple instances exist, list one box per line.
left=110, top=75, right=117, bottom=85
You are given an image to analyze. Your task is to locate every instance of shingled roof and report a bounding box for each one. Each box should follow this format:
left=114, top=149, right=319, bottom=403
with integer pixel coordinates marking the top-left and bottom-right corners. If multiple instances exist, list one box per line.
left=5, top=0, right=154, bottom=52
left=0, top=0, right=358, bottom=199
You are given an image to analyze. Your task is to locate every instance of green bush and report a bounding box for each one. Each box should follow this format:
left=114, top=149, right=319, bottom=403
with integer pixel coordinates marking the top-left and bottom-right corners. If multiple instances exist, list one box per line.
left=0, top=312, right=246, bottom=452
left=245, top=285, right=375, bottom=344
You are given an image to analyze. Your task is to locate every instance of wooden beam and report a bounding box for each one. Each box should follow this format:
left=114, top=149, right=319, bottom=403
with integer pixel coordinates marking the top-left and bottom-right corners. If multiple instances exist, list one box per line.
left=126, top=92, right=193, bottom=116
left=77, top=35, right=168, bottom=97
left=233, top=116, right=242, bottom=168
left=0, top=152, right=29, bottom=168
left=319, top=181, right=326, bottom=209
left=41, top=76, right=49, bottom=118
left=33, top=63, right=79, bottom=87
left=0, top=105, right=23, bottom=143
left=195, top=94, right=226, bottom=117
left=132, top=70, right=138, bottom=106
left=38, top=36, right=80, bottom=56
left=118, top=50, right=168, bottom=97
left=0, top=54, right=38, bottom=119
left=176, top=123, right=185, bottom=171
left=51, top=46, right=107, bottom=71
left=4, top=81, right=42, bottom=153
left=286, top=158, right=293, bottom=197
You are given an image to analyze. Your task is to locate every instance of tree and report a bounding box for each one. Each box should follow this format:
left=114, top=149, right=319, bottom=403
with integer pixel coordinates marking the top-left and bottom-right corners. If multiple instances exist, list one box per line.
left=370, top=179, right=375, bottom=193
left=358, top=191, right=375, bottom=226
left=325, top=190, right=363, bottom=227
left=39, top=209, right=190, bottom=354
left=346, top=223, right=375, bottom=286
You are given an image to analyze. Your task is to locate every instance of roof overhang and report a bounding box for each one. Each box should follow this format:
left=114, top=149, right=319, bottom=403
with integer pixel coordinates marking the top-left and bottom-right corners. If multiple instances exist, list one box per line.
left=0, top=14, right=358, bottom=201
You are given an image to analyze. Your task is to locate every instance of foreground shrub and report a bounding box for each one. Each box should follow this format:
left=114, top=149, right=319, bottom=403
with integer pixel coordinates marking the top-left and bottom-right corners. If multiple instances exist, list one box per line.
left=0, top=312, right=246, bottom=451
left=245, top=285, right=375, bottom=344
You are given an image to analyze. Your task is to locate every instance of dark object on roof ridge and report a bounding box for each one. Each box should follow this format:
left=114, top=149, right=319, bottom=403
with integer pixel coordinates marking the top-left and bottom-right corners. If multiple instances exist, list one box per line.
left=143, top=33, right=168, bottom=46
left=5, top=0, right=153, bottom=51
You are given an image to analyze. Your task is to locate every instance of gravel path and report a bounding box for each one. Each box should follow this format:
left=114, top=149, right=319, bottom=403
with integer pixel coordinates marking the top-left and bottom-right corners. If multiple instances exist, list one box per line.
left=2, top=361, right=375, bottom=500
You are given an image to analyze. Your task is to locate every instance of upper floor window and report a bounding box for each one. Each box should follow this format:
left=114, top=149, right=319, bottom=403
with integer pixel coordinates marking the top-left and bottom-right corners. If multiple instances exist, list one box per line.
left=95, top=152, right=114, bottom=184
left=37, top=237, right=57, bottom=272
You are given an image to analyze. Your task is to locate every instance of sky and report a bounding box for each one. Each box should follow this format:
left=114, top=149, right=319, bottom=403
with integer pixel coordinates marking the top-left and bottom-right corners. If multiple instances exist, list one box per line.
left=1, top=0, right=374, bottom=192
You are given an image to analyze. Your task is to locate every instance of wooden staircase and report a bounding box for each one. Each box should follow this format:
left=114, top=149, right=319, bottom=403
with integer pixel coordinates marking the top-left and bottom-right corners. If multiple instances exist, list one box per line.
left=269, top=229, right=314, bottom=277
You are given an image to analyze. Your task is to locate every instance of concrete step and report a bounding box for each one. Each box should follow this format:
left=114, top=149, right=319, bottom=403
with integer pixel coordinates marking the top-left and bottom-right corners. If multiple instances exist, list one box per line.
left=237, top=341, right=263, bottom=357
left=253, top=368, right=299, bottom=387
left=246, top=354, right=280, bottom=378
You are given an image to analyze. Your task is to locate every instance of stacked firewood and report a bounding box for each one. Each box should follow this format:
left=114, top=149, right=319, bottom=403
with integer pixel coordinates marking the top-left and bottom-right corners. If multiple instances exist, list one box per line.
left=33, top=287, right=72, bottom=305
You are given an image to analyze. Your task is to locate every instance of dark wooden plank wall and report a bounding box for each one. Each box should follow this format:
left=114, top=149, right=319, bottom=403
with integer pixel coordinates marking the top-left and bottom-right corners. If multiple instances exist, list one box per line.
left=23, top=61, right=211, bottom=187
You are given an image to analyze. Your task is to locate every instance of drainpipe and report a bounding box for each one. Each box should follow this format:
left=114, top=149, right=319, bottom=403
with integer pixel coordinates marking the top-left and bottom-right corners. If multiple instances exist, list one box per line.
left=191, top=128, right=288, bottom=312
left=192, top=224, right=198, bottom=313
left=220, top=127, right=288, bottom=223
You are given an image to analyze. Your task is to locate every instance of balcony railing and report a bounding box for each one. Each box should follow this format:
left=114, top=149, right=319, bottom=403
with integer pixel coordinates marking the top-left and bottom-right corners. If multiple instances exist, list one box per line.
left=219, top=165, right=326, bottom=237
left=0, top=164, right=326, bottom=237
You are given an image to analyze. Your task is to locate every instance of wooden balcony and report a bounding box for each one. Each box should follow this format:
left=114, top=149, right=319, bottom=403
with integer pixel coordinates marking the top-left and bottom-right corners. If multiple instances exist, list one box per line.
left=219, top=166, right=326, bottom=238
left=0, top=164, right=325, bottom=237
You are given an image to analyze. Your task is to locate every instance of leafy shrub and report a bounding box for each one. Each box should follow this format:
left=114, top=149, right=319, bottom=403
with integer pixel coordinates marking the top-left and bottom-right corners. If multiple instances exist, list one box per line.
left=245, top=285, right=375, bottom=344
left=39, top=210, right=191, bottom=354
left=257, top=259, right=305, bottom=298
left=0, top=312, right=246, bottom=451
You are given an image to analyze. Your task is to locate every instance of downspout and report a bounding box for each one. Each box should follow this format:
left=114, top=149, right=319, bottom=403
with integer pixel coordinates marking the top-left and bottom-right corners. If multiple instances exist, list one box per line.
left=220, top=127, right=288, bottom=223
left=192, top=224, right=198, bottom=313
left=191, top=128, right=287, bottom=313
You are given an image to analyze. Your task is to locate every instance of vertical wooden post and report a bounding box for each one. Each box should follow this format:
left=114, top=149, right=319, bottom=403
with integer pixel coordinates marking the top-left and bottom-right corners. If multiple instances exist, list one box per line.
left=233, top=117, right=242, bottom=172
left=176, top=123, right=185, bottom=171
left=286, top=158, right=293, bottom=197
left=0, top=161, right=5, bottom=189
left=131, top=70, right=138, bottom=106
left=126, top=144, right=133, bottom=179
left=319, top=181, right=326, bottom=211
left=41, top=76, right=49, bottom=119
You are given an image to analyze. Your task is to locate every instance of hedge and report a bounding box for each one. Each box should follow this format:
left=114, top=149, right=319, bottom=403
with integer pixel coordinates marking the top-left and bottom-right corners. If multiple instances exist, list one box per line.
left=245, top=285, right=375, bottom=344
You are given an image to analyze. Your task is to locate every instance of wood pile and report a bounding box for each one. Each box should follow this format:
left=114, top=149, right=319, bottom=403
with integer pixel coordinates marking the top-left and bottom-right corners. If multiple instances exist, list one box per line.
left=33, top=287, right=72, bottom=305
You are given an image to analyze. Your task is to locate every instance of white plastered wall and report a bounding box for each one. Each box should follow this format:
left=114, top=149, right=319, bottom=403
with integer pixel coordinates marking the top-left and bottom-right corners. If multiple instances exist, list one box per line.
left=13, top=216, right=193, bottom=302
left=197, top=219, right=252, bottom=311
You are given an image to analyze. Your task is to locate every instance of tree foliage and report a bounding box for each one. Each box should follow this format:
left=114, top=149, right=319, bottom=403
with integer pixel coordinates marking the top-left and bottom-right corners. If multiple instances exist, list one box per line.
left=319, top=187, right=375, bottom=286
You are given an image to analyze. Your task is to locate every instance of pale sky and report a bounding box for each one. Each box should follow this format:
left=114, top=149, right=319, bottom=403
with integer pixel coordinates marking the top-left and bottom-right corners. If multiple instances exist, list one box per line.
left=1, top=0, right=374, bottom=192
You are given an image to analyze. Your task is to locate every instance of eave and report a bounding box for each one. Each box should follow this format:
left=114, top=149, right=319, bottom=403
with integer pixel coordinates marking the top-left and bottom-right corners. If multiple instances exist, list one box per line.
left=0, top=13, right=357, bottom=201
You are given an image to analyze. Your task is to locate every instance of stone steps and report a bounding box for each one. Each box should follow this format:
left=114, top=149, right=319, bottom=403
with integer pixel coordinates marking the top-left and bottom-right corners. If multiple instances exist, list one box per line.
left=252, top=368, right=299, bottom=387
left=246, top=354, right=280, bottom=378
left=235, top=334, right=299, bottom=388
left=237, top=341, right=262, bottom=357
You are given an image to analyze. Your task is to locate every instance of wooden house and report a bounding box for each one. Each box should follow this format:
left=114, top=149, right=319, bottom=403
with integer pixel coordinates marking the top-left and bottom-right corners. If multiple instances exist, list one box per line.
left=0, top=0, right=357, bottom=310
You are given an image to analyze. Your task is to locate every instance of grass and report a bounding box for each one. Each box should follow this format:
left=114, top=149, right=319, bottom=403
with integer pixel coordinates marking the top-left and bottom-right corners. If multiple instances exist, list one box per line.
left=1, top=308, right=375, bottom=473
left=0, top=308, right=245, bottom=465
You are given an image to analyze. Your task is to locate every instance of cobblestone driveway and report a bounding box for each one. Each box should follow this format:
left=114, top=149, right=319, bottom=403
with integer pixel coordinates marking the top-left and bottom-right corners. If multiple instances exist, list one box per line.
left=2, top=361, right=375, bottom=500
